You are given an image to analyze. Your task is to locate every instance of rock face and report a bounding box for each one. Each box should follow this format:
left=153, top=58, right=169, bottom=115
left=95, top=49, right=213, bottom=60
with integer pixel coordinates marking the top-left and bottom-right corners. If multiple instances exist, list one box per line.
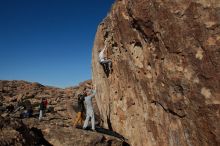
left=92, top=0, right=220, bottom=146
left=0, top=80, right=125, bottom=146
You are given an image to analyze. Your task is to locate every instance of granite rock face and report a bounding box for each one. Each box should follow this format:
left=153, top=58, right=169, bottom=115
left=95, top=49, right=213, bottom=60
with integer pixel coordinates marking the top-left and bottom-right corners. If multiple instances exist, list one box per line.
left=92, top=0, right=220, bottom=146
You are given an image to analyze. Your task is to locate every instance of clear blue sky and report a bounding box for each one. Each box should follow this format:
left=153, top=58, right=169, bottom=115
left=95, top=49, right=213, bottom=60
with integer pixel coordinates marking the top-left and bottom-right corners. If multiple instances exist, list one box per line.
left=0, top=0, right=114, bottom=88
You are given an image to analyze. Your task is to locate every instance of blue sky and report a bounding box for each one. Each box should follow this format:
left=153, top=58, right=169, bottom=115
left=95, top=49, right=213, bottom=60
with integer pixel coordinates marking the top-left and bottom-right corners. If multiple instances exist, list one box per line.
left=0, top=0, right=114, bottom=88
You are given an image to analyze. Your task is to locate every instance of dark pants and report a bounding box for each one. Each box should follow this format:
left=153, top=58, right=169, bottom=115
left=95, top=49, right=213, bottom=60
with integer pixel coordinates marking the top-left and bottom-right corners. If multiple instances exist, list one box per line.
left=21, top=109, right=33, bottom=118
left=100, top=60, right=112, bottom=77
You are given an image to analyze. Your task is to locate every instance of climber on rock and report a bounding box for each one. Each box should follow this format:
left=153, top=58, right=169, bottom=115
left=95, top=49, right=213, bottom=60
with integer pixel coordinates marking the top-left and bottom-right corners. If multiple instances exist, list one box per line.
left=73, top=90, right=86, bottom=128
left=83, top=87, right=96, bottom=131
left=99, top=44, right=112, bottom=77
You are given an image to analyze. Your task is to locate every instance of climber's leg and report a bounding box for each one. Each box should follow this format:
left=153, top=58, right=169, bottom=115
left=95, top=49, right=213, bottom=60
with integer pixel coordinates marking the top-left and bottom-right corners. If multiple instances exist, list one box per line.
left=100, top=62, right=108, bottom=75
left=101, top=60, right=112, bottom=75
left=107, top=61, right=112, bottom=73
left=91, top=112, right=95, bottom=130
left=83, top=113, right=90, bottom=129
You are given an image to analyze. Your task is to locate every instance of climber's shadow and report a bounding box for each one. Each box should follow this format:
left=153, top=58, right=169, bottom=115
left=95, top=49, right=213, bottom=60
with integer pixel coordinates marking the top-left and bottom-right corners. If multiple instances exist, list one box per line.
left=95, top=126, right=126, bottom=141
left=78, top=125, right=127, bottom=142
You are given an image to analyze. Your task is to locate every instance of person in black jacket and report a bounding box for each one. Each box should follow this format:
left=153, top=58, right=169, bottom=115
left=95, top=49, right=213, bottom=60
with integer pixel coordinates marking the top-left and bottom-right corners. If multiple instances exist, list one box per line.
left=73, top=92, right=86, bottom=127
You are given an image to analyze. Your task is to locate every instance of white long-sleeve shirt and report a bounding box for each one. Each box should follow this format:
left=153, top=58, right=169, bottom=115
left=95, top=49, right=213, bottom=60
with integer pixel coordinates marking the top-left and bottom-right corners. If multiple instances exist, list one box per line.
left=99, top=47, right=106, bottom=62
left=84, top=90, right=96, bottom=114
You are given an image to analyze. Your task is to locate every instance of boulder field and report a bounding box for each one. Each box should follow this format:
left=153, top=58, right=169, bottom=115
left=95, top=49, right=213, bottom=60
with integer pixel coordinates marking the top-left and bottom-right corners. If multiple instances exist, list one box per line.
left=0, top=80, right=126, bottom=146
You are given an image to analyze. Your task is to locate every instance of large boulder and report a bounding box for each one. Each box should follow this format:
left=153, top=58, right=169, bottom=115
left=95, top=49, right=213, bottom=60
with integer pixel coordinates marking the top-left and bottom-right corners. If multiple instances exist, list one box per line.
left=92, top=0, right=220, bottom=146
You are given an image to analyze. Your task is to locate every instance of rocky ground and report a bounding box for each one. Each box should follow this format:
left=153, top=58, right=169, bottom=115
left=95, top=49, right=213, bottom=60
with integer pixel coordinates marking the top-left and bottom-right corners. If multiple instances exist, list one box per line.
left=0, top=80, right=128, bottom=146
